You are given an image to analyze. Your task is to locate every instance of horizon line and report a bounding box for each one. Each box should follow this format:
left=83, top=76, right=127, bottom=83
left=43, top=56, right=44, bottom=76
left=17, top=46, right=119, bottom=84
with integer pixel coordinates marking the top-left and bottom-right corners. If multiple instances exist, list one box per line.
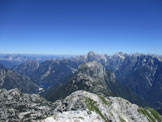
left=0, top=51, right=162, bottom=56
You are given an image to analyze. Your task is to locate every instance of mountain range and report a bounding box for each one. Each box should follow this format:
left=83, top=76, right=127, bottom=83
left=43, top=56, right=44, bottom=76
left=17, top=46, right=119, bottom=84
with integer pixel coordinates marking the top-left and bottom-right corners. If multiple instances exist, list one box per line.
left=0, top=51, right=162, bottom=121
left=12, top=51, right=162, bottom=109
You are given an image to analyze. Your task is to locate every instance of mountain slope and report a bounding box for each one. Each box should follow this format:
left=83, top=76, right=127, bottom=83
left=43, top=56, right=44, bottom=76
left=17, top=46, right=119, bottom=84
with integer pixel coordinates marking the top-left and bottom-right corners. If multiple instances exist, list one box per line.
left=0, top=65, right=39, bottom=93
left=13, top=60, right=40, bottom=77
left=112, top=55, right=162, bottom=108
left=76, top=51, right=162, bottom=109
left=30, top=60, right=78, bottom=88
left=43, top=61, right=143, bottom=105
left=0, top=60, right=16, bottom=68
left=43, top=61, right=115, bottom=101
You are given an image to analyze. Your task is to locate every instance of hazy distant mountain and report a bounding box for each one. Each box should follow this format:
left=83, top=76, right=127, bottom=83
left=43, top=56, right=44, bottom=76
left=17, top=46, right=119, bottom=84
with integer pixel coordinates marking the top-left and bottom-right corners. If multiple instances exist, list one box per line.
left=13, top=60, right=40, bottom=77
left=0, top=54, right=70, bottom=65
left=0, top=60, right=16, bottom=68
left=0, top=55, right=33, bottom=64
left=0, top=65, right=39, bottom=93
left=30, top=60, right=80, bottom=88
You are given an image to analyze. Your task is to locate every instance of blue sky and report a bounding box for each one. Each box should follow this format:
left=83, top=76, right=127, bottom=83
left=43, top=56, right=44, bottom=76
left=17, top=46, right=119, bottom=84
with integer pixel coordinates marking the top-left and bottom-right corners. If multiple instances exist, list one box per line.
left=0, top=0, right=162, bottom=55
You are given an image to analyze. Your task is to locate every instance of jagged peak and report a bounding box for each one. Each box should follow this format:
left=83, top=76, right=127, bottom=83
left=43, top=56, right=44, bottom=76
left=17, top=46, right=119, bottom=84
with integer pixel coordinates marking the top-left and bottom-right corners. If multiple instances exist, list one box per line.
left=113, top=52, right=125, bottom=59
left=87, top=51, right=96, bottom=56
left=78, top=61, right=104, bottom=75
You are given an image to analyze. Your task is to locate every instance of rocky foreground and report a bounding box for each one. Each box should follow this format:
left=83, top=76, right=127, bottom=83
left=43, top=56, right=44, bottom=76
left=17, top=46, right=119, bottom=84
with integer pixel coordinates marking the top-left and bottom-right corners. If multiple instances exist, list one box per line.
left=1, top=88, right=161, bottom=122
left=0, top=89, right=55, bottom=122
left=42, top=90, right=162, bottom=122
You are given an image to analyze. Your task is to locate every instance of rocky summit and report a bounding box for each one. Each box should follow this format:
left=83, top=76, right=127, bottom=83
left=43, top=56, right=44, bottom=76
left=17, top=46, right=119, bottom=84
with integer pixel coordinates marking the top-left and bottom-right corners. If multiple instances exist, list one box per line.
left=42, top=90, right=162, bottom=122
left=0, top=88, right=162, bottom=122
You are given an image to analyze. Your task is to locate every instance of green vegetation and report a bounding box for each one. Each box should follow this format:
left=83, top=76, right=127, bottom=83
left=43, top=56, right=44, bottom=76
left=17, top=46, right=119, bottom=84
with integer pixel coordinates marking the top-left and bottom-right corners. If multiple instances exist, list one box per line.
left=84, top=97, right=108, bottom=122
left=138, top=107, right=162, bottom=122
left=119, top=116, right=126, bottom=122
left=149, top=108, right=162, bottom=122
left=98, top=95, right=108, bottom=105
left=138, top=107, right=155, bottom=122
left=126, top=101, right=129, bottom=104
left=98, top=95, right=112, bottom=106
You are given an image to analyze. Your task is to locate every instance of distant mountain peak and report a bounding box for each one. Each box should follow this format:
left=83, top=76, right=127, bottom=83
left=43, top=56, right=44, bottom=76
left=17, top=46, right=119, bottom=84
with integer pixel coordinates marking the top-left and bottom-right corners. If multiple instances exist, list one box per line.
left=87, top=51, right=96, bottom=60
left=87, top=51, right=96, bottom=56
left=86, top=51, right=108, bottom=62
left=114, top=52, right=125, bottom=59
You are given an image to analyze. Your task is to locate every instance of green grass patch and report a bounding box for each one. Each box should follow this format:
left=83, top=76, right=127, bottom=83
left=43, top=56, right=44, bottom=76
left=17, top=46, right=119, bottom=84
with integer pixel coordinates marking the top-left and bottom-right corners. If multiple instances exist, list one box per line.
left=98, top=95, right=108, bottom=105
left=138, top=107, right=162, bottom=122
left=126, top=101, right=129, bottom=104
left=119, top=116, right=126, bottom=122
left=84, top=97, right=108, bottom=122
left=148, top=108, right=162, bottom=122
left=98, top=95, right=112, bottom=106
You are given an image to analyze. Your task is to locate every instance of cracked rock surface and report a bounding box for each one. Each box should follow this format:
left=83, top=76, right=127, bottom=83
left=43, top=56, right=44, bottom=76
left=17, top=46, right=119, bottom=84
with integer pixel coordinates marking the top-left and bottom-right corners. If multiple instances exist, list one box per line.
left=42, top=91, right=162, bottom=122
left=0, top=88, right=55, bottom=122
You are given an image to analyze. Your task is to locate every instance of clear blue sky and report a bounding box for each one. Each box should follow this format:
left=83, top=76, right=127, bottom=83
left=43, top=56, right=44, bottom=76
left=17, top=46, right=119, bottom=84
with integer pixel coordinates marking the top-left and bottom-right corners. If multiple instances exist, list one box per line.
left=0, top=0, right=162, bottom=55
